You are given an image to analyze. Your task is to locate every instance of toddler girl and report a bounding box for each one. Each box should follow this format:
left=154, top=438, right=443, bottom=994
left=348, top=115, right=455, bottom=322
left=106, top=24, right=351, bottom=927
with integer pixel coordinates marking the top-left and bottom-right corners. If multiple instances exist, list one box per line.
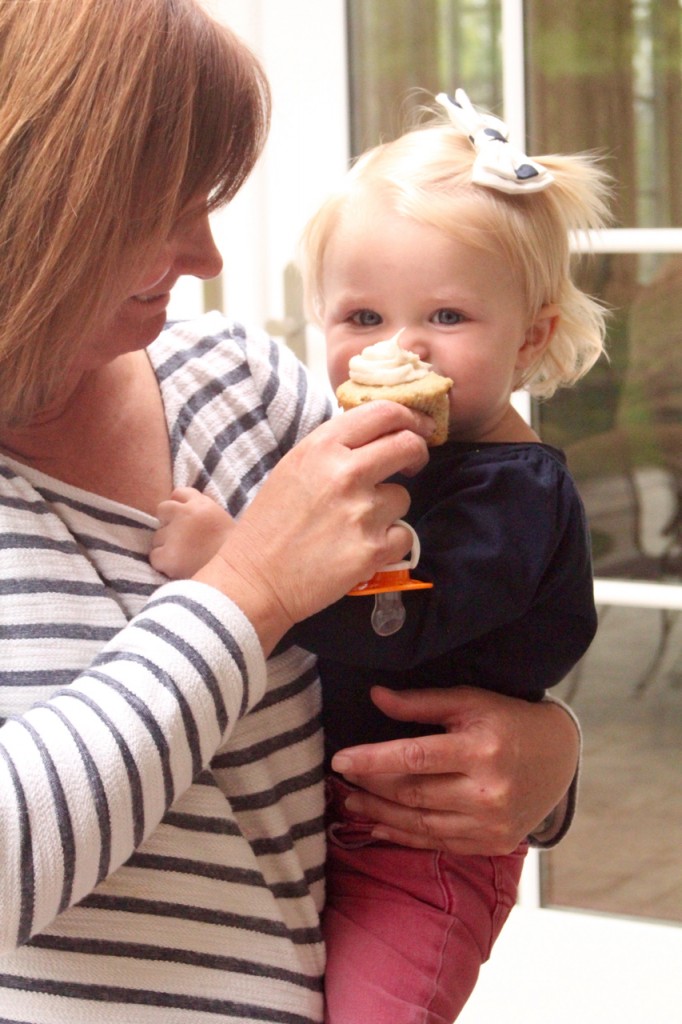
left=151, top=89, right=612, bottom=1023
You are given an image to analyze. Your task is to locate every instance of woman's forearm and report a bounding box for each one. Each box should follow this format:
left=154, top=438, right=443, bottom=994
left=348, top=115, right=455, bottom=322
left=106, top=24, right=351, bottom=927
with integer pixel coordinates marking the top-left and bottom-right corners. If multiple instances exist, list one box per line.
left=0, top=581, right=266, bottom=951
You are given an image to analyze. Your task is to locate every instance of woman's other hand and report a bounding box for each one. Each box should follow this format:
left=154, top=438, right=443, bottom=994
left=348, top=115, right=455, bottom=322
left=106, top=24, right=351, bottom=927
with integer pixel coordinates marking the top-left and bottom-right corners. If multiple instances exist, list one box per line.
left=331, top=685, right=580, bottom=856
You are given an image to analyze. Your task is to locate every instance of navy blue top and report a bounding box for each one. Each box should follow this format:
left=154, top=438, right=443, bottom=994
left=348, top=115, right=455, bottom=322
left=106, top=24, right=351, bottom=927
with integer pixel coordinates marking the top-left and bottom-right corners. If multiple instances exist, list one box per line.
left=287, top=441, right=597, bottom=765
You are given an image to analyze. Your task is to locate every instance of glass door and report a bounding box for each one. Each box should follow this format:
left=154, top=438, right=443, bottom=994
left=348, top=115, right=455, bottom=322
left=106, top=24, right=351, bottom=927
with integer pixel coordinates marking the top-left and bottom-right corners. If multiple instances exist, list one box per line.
left=345, top=1, right=682, bottom=1018
left=186, top=1, right=682, bottom=1018
left=524, top=0, right=682, bottom=924
left=337, top=0, right=682, bottom=1019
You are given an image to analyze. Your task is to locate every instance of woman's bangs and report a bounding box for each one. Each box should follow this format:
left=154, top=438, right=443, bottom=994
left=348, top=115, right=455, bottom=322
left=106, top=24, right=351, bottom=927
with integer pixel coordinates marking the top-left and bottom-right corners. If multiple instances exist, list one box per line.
left=182, top=23, right=269, bottom=209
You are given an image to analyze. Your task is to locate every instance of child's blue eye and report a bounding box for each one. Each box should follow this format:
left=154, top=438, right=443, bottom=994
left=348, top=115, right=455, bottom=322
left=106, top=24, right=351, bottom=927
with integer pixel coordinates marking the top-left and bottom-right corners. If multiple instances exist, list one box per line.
left=433, top=309, right=464, bottom=325
left=350, top=310, right=383, bottom=326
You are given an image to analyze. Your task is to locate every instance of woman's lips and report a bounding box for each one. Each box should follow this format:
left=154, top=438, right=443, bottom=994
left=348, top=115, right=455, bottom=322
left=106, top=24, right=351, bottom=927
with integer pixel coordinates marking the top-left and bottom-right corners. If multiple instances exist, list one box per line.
left=131, top=291, right=171, bottom=306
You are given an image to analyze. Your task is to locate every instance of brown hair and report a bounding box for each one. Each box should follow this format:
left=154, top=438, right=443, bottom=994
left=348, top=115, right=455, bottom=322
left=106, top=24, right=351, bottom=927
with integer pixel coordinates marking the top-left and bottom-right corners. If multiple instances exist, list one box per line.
left=0, top=0, right=271, bottom=424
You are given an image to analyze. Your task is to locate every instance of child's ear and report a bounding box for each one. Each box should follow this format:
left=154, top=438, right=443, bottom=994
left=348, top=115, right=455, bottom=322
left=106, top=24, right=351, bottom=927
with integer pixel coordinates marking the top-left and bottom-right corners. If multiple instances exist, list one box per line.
left=516, top=304, right=560, bottom=371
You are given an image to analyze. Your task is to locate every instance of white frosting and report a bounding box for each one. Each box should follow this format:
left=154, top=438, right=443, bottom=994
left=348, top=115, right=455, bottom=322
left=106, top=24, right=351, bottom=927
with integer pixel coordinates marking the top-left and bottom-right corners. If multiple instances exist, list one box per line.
left=347, top=331, right=431, bottom=386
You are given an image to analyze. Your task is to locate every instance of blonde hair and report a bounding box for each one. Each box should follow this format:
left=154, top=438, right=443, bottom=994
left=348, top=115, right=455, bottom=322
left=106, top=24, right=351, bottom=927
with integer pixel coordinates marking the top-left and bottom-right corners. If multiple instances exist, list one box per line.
left=0, top=0, right=270, bottom=425
left=300, top=112, right=613, bottom=399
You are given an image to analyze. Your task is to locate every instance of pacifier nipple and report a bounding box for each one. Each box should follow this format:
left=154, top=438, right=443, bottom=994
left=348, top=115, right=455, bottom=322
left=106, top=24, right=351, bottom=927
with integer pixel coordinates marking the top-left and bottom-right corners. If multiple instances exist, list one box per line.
left=371, top=592, right=407, bottom=637
left=347, top=520, right=433, bottom=635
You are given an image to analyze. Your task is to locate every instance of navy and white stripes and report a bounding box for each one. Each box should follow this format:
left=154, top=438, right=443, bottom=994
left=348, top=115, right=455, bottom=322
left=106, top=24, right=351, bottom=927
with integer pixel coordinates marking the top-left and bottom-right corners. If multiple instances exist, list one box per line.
left=0, top=314, right=331, bottom=1022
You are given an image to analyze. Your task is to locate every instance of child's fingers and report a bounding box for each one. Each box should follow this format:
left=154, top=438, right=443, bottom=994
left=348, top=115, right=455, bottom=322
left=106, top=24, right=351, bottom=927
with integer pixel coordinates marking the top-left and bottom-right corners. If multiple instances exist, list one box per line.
left=154, top=501, right=179, bottom=526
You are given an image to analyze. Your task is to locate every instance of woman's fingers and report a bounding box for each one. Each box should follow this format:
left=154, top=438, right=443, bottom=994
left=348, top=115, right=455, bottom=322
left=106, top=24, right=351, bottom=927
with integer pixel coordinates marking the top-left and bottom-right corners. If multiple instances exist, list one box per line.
left=342, top=780, right=516, bottom=855
left=321, top=401, right=433, bottom=481
left=341, top=776, right=523, bottom=855
left=196, top=403, right=433, bottom=632
left=330, top=399, right=434, bottom=449
left=330, top=687, right=482, bottom=777
left=329, top=686, right=578, bottom=855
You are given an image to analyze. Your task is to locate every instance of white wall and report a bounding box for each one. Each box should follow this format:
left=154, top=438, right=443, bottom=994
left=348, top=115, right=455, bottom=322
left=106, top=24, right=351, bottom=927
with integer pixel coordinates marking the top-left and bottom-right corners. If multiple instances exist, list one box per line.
left=198, top=0, right=349, bottom=339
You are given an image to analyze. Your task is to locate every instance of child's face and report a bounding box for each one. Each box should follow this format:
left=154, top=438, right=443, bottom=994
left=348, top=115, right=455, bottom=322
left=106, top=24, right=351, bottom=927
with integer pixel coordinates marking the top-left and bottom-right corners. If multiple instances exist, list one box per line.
left=321, top=197, right=548, bottom=442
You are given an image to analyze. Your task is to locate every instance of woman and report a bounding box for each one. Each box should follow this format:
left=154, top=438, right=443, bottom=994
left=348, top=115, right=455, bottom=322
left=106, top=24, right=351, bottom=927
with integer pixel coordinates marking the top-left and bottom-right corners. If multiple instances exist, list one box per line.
left=0, top=1, right=580, bottom=1021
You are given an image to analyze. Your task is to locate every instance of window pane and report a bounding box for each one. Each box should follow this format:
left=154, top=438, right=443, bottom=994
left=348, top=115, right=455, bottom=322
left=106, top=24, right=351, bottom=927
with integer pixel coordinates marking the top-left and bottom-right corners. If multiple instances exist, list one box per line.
left=527, top=1, right=682, bottom=924
left=525, top=0, right=682, bottom=228
left=347, top=0, right=502, bottom=154
left=538, top=251, right=682, bottom=923
left=540, top=251, right=682, bottom=584
left=346, top=0, right=682, bottom=928
left=546, top=605, right=682, bottom=923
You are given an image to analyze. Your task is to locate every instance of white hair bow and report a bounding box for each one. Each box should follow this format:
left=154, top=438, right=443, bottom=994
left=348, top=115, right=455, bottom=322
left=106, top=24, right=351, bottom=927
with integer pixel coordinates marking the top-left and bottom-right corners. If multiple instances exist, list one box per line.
left=435, top=88, right=554, bottom=195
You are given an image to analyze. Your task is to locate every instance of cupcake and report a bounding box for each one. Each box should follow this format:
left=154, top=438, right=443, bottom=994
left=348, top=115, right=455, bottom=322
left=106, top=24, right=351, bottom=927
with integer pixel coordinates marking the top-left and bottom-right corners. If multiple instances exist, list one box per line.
left=335, top=331, right=453, bottom=445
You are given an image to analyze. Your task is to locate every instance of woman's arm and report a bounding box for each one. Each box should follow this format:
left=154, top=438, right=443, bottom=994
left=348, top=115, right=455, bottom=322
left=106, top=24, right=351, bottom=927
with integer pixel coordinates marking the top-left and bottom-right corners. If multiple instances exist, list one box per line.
left=525, top=692, right=581, bottom=847
left=0, top=579, right=268, bottom=951
left=330, top=685, right=580, bottom=855
left=194, top=400, right=431, bottom=653
left=0, top=400, right=431, bottom=949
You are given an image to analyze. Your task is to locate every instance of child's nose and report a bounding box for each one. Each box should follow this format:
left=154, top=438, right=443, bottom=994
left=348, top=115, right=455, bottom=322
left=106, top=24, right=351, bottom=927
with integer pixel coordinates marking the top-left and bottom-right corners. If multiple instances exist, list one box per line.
left=398, top=328, right=429, bottom=359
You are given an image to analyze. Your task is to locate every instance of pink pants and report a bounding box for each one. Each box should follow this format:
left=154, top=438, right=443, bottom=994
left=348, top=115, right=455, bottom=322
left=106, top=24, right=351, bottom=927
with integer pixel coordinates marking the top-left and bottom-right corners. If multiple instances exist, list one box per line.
left=323, top=778, right=526, bottom=1024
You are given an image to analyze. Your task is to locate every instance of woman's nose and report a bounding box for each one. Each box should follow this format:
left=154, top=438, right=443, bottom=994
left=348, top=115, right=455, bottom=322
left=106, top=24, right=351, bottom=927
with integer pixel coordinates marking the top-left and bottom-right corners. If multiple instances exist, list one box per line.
left=173, top=212, right=224, bottom=281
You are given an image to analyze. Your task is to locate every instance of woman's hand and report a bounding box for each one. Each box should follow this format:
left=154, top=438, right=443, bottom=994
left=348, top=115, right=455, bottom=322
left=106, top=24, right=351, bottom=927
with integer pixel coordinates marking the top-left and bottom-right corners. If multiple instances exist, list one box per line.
left=331, top=685, right=580, bottom=856
left=194, top=401, right=432, bottom=653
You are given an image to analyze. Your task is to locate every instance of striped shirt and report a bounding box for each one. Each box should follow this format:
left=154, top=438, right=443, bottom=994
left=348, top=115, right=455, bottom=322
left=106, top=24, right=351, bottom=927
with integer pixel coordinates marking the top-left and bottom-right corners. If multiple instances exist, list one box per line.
left=0, top=313, right=331, bottom=1023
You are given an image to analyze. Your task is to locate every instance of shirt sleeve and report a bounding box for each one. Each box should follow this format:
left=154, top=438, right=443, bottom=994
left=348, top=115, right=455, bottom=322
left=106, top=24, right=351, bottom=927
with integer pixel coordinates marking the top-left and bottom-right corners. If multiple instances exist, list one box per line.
left=243, top=326, right=332, bottom=447
left=0, top=580, right=267, bottom=950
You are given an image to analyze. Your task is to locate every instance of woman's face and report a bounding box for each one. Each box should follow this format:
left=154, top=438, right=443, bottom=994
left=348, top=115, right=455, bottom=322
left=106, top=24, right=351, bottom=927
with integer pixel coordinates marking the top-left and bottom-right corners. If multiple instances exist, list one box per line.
left=74, top=198, right=223, bottom=373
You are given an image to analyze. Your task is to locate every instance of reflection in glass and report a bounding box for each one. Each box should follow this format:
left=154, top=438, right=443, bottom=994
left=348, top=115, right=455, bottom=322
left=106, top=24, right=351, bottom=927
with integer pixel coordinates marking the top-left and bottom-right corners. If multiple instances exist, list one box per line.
left=526, top=0, right=682, bottom=228
left=545, top=606, right=682, bottom=924
left=526, top=0, right=682, bottom=927
left=539, top=251, right=682, bottom=924
left=539, top=252, right=682, bottom=584
left=347, top=0, right=501, bottom=154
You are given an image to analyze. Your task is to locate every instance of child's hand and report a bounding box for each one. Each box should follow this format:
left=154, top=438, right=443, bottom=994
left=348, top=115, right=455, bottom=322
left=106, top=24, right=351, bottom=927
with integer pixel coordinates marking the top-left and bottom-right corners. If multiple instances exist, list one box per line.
left=150, top=487, right=234, bottom=579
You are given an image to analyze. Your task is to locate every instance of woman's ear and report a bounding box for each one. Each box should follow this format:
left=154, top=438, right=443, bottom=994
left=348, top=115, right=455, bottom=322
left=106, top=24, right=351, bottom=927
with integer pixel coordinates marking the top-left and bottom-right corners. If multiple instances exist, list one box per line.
left=515, top=303, right=560, bottom=371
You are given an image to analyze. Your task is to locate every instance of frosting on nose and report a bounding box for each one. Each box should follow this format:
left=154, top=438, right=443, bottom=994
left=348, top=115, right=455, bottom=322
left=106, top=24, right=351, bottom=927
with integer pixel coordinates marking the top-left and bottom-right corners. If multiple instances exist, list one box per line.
left=347, top=330, right=431, bottom=386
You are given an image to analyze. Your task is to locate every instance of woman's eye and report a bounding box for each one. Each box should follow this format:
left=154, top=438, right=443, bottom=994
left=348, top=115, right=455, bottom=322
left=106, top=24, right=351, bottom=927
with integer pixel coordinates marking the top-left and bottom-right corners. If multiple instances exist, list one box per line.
left=433, top=309, right=464, bottom=325
left=350, top=309, right=382, bottom=327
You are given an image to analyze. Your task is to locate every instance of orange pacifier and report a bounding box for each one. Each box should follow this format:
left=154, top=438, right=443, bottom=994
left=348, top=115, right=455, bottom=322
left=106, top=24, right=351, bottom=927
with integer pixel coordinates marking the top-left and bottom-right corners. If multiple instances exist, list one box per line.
left=348, top=520, right=433, bottom=636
